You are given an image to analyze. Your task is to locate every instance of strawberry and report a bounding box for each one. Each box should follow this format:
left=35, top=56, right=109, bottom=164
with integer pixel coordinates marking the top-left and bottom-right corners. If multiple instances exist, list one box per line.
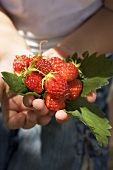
left=68, top=79, right=82, bottom=100
left=35, top=57, right=52, bottom=75
left=25, top=71, right=43, bottom=93
left=49, top=57, right=64, bottom=71
left=13, top=55, right=31, bottom=73
left=44, top=73, right=68, bottom=98
left=58, top=62, right=78, bottom=82
left=45, top=93, right=65, bottom=111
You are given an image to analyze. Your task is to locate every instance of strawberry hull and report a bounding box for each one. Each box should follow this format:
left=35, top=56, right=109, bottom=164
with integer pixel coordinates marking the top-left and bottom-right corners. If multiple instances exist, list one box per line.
left=1, top=51, right=113, bottom=146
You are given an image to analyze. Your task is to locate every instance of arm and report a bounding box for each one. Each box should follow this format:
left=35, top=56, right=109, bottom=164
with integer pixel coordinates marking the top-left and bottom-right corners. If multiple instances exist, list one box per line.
left=0, top=10, right=52, bottom=129
left=0, top=10, right=30, bottom=72
left=0, top=10, right=74, bottom=128
left=0, top=9, right=96, bottom=129
left=0, top=9, right=31, bottom=100
left=57, top=0, right=113, bottom=56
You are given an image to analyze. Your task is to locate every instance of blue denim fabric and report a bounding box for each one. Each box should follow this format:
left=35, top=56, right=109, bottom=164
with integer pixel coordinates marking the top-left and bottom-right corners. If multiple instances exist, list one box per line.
left=6, top=117, right=85, bottom=170
left=81, top=83, right=111, bottom=170
left=0, top=108, right=18, bottom=170
left=0, top=53, right=113, bottom=170
left=82, top=53, right=113, bottom=170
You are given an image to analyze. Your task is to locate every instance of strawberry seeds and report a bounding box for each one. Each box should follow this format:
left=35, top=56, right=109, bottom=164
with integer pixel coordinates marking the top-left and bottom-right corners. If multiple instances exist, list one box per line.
left=13, top=54, right=82, bottom=111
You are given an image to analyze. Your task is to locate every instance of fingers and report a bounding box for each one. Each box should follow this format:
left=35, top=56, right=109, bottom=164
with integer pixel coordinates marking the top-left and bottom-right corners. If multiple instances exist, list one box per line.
left=23, top=94, right=35, bottom=107
left=22, top=110, right=52, bottom=129
left=55, top=110, right=71, bottom=123
left=86, top=90, right=96, bottom=103
left=24, top=97, right=52, bottom=127
left=23, top=95, right=49, bottom=115
left=32, top=99, right=49, bottom=115
left=23, top=96, right=70, bottom=125
left=2, top=95, right=52, bottom=129
left=2, top=89, right=97, bottom=130
left=55, top=90, right=97, bottom=123
left=3, top=110, right=27, bottom=129
left=22, top=97, right=53, bottom=127
left=36, top=114, right=52, bottom=126
left=3, top=109, right=52, bottom=129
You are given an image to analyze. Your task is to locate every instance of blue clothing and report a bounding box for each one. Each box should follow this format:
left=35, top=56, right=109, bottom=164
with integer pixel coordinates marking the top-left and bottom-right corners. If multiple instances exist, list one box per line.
left=0, top=54, right=113, bottom=170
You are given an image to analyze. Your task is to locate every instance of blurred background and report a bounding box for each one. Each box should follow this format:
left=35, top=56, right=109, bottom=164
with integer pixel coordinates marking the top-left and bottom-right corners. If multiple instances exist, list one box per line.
left=108, top=96, right=113, bottom=170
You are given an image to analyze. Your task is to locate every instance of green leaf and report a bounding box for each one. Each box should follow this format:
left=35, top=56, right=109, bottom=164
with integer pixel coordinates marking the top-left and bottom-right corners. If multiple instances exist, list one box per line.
left=71, top=52, right=78, bottom=61
left=81, top=77, right=109, bottom=97
left=65, top=52, right=79, bottom=63
left=82, top=51, right=90, bottom=59
left=1, top=72, right=29, bottom=95
left=65, top=97, right=112, bottom=146
left=24, top=92, right=41, bottom=98
left=1, top=51, right=113, bottom=146
left=73, top=52, right=113, bottom=96
left=65, top=55, right=72, bottom=63
left=79, top=53, right=113, bottom=78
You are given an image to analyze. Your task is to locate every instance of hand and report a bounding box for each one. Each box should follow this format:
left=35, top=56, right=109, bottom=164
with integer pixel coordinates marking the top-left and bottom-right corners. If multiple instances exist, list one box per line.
left=0, top=77, right=54, bottom=129
left=0, top=77, right=96, bottom=129
left=0, top=51, right=53, bottom=129
left=0, top=46, right=96, bottom=129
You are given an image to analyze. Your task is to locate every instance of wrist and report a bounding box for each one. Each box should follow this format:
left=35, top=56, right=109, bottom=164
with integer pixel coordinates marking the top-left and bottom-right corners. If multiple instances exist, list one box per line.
left=1, top=45, right=32, bottom=58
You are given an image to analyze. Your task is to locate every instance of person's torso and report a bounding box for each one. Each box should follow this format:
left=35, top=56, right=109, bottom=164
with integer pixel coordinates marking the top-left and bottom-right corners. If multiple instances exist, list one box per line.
left=0, top=0, right=102, bottom=51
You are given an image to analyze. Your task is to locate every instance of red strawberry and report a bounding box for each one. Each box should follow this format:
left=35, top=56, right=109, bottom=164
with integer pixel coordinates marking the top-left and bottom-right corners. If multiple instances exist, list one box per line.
left=58, top=62, right=78, bottom=82
left=35, top=57, right=52, bottom=75
left=13, top=55, right=31, bottom=73
left=44, top=73, right=68, bottom=98
left=25, top=71, right=43, bottom=93
left=45, top=93, right=65, bottom=111
left=68, top=79, right=82, bottom=100
left=49, top=57, right=64, bottom=71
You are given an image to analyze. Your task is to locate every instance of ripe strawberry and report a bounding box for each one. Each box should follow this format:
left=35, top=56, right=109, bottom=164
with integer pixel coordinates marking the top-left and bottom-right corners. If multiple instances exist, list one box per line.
left=25, top=71, right=43, bottom=93
left=44, top=73, right=68, bottom=98
left=68, top=79, right=82, bottom=100
left=13, top=55, right=31, bottom=73
left=35, top=57, right=52, bottom=75
left=45, top=93, right=65, bottom=111
left=49, top=57, right=64, bottom=71
left=58, top=62, right=78, bottom=82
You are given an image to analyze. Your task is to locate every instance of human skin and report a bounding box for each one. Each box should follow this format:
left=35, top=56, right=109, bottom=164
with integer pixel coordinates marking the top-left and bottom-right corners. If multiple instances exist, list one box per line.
left=0, top=47, right=96, bottom=129
left=0, top=1, right=113, bottom=129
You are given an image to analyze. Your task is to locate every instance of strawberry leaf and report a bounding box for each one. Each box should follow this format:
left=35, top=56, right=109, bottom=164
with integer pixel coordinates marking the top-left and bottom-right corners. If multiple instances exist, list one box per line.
left=81, top=77, right=109, bottom=97
left=65, top=97, right=111, bottom=146
left=79, top=53, right=113, bottom=78
left=76, top=52, right=113, bottom=96
left=1, top=72, right=29, bottom=95
left=82, top=51, right=90, bottom=58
